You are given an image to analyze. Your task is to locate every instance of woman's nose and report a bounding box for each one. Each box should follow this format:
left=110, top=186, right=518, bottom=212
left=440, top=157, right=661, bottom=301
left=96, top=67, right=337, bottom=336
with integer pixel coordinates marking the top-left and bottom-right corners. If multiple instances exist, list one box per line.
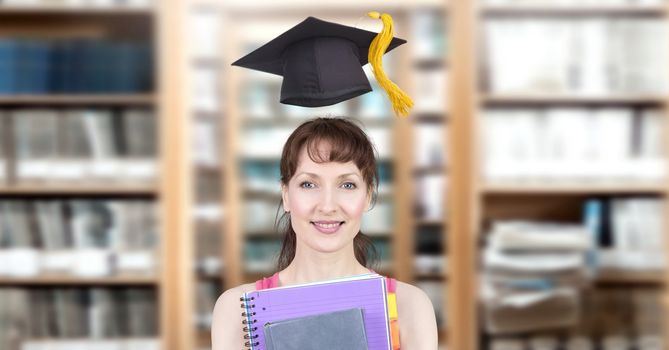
left=316, top=188, right=338, bottom=213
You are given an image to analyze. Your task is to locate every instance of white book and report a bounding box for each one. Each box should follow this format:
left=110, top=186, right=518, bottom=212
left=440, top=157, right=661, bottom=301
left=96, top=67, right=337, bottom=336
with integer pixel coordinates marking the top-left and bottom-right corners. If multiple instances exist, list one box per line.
left=482, top=109, right=519, bottom=179
left=419, top=174, right=446, bottom=221
left=13, top=109, right=60, bottom=181
left=490, top=221, right=591, bottom=252
left=413, top=68, right=447, bottom=114
left=414, top=123, right=446, bottom=168
left=591, top=108, right=633, bottom=179
left=543, top=108, right=590, bottom=179
left=191, top=66, right=220, bottom=113
left=193, top=118, right=219, bottom=167
left=83, top=109, right=123, bottom=179
left=190, top=10, right=222, bottom=60
left=487, top=20, right=530, bottom=93
left=634, top=109, right=666, bottom=180
left=578, top=19, right=608, bottom=95
left=509, top=110, right=543, bottom=179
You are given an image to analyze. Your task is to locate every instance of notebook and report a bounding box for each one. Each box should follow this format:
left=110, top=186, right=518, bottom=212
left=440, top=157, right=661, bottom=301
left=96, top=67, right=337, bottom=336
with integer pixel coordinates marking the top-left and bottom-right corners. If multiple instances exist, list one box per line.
left=240, top=273, right=391, bottom=350
left=263, top=308, right=368, bottom=350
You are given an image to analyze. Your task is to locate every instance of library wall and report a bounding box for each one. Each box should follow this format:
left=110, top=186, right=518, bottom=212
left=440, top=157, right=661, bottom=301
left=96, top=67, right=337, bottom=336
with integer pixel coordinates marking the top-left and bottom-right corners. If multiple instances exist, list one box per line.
left=0, top=0, right=667, bottom=350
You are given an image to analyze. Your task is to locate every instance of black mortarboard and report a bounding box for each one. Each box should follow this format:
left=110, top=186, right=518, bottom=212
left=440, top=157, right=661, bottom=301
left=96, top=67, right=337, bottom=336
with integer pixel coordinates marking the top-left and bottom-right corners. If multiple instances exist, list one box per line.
left=232, top=14, right=413, bottom=116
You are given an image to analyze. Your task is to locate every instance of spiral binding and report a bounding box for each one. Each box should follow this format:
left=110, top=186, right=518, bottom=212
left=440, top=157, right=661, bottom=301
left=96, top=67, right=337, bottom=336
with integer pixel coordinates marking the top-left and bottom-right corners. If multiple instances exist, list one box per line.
left=240, top=295, right=259, bottom=349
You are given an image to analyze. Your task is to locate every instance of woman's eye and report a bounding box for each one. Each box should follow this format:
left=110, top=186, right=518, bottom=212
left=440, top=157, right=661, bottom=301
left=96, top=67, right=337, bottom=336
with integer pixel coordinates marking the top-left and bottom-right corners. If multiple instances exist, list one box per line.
left=342, top=182, right=357, bottom=190
left=299, top=181, right=315, bottom=189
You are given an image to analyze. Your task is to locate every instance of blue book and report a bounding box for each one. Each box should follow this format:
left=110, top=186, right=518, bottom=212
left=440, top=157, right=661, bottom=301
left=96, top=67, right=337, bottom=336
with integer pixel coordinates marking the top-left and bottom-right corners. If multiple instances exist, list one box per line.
left=0, top=39, right=19, bottom=94
left=583, top=198, right=602, bottom=272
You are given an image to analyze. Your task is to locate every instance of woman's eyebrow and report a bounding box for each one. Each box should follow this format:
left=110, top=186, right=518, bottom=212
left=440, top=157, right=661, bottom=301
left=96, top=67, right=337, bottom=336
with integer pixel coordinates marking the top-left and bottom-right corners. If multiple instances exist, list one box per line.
left=295, top=172, right=360, bottom=179
left=337, top=173, right=360, bottom=179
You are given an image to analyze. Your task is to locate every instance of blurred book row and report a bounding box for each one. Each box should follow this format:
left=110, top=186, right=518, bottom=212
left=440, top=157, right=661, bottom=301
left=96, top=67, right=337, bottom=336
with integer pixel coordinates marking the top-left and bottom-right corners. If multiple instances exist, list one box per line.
left=0, top=0, right=153, bottom=7
left=0, top=108, right=156, bottom=184
left=487, top=288, right=664, bottom=350
left=238, top=70, right=448, bottom=120
left=241, top=126, right=393, bottom=160
left=195, top=222, right=223, bottom=277
left=481, top=197, right=664, bottom=336
left=413, top=123, right=447, bottom=169
left=482, top=108, right=665, bottom=181
left=588, top=197, right=665, bottom=271
left=415, top=174, right=446, bottom=222
left=485, top=19, right=668, bottom=95
left=239, top=77, right=394, bottom=121
left=0, top=287, right=158, bottom=350
left=192, top=118, right=221, bottom=168
left=415, top=226, right=445, bottom=276
left=0, top=200, right=158, bottom=277
left=0, top=39, right=153, bottom=94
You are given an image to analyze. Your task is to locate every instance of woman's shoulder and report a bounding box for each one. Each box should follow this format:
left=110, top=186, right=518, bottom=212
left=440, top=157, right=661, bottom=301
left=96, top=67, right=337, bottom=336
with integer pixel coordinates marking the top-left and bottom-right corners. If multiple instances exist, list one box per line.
left=214, top=282, right=256, bottom=311
left=395, top=280, right=434, bottom=315
left=394, top=280, right=439, bottom=349
left=211, top=282, right=257, bottom=350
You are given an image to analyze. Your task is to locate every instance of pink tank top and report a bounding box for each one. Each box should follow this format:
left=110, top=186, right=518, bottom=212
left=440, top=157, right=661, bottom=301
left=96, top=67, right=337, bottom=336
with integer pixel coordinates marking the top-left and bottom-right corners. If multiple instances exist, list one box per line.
left=254, top=273, right=401, bottom=349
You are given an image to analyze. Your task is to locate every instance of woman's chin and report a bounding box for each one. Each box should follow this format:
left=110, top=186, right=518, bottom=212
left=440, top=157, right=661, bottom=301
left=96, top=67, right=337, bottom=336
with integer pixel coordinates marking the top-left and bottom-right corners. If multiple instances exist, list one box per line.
left=306, top=236, right=352, bottom=254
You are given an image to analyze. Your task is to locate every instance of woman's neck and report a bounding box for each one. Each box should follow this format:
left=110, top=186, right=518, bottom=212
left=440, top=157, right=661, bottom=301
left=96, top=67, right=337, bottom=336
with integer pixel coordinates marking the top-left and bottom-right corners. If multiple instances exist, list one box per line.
left=278, top=242, right=370, bottom=286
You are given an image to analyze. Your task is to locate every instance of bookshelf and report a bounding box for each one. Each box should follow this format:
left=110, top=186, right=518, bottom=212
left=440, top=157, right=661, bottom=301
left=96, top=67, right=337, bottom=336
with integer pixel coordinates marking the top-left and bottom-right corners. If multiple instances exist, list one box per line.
left=178, top=2, right=450, bottom=350
left=0, top=1, right=177, bottom=349
left=448, top=0, right=669, bottom=349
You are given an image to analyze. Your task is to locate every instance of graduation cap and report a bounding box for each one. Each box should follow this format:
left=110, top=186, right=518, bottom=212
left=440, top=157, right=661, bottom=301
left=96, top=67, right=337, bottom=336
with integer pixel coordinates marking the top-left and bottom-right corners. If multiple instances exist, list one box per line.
left=232, top=12, right=413, bottom=117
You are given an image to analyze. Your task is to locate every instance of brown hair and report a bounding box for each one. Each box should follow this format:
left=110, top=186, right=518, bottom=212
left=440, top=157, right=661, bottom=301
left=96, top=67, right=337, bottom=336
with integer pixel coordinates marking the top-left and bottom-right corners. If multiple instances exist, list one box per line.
left=275, top=117, right=379, bottom=271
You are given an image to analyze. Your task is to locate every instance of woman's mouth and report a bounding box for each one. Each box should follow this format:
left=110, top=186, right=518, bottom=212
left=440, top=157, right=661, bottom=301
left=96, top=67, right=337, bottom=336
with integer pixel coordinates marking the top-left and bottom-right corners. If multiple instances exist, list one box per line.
left=311, top=220, right=345, bottom=234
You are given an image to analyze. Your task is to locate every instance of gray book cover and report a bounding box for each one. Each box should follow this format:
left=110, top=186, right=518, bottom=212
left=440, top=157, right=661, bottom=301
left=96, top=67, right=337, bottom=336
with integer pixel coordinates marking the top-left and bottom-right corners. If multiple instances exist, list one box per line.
left=263, top=308, right=368, bottom=350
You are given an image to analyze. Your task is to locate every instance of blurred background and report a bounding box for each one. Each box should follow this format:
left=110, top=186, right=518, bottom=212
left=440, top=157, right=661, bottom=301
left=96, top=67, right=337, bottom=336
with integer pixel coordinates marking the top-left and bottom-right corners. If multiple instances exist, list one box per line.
left=0, top=0, right=666, bottom=350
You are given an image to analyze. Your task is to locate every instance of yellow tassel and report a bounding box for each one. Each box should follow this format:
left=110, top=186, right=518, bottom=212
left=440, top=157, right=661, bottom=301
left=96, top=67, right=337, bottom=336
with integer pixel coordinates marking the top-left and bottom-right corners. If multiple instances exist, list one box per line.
left=367, top=11, right=413, bottom=118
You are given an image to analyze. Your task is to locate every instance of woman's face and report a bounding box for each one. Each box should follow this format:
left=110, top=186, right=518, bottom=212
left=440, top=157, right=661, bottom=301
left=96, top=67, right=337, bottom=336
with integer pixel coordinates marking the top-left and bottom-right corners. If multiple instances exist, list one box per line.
left=281, top=142, right=371, bottom=254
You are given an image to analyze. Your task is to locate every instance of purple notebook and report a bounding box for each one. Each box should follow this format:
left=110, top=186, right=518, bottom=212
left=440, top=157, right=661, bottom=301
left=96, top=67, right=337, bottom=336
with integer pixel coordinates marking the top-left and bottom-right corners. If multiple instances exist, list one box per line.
left=240, top=274, right=391, bottom=350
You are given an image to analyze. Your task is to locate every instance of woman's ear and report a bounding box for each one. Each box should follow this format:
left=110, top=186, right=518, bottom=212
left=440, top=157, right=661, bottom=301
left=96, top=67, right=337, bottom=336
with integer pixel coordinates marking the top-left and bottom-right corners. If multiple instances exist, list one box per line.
left=364, top=190, right=373, bottom=212
left=281, top=183, right=290, bottom=212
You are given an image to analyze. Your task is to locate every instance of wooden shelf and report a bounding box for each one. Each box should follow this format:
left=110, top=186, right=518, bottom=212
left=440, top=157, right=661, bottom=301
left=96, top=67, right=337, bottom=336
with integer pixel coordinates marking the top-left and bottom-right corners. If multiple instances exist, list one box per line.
left=415, top=272, right=447, bottom=281
left=595, top=269, right=665, bottom=286
left=416, top=218, right=445, bottom=226
left=0, top=94, right=156, bottom=106
left=0, top=275, right=159, bottom=286
left=414, top=165, right=447, bottom=177
left=480, top=182, right=667, bottom=195
left=482, top=4, right=667, bottom=16
left=481, top=93, right=667, bottom=105
left=0, top=184, right=158, bottom=196
left=414, top=58, right=446, bottom=70
left=0, top=6, right=154, bottom=16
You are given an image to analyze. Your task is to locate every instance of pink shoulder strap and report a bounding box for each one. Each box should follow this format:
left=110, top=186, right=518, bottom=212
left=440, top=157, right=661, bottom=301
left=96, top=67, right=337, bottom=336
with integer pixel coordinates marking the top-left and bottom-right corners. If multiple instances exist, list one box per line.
left=386, top=277, right=397, bottom=293
left=255, top=272, right=280, bottom=290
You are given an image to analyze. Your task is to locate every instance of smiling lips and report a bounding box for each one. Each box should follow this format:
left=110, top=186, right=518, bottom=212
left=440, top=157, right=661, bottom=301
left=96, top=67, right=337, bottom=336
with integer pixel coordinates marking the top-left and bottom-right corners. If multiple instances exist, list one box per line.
left=311, top=220, right=345, bottom=234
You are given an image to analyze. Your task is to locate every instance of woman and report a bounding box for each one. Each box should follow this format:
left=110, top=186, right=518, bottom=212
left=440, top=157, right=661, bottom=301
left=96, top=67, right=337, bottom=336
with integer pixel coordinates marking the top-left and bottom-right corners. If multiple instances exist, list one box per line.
left=212, top=117, right=438, bottom=349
